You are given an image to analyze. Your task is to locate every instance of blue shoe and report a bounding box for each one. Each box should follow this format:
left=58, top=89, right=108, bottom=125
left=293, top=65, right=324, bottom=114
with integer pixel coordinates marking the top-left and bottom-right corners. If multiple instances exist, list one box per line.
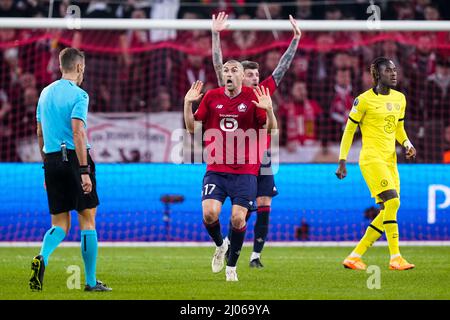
left=84, top=280, right=112, bottom=292
left=29, top=255, right=45, bottom=291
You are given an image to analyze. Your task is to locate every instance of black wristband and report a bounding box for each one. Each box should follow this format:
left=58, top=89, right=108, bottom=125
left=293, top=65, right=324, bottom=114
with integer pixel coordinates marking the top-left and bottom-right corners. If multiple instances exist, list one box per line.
left=79, top=165, right=91, bottom=175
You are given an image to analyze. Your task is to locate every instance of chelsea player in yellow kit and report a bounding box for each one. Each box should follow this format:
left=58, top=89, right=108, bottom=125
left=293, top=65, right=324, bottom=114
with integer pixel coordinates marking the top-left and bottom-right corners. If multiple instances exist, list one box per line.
left=335, top=57, right=416, bottom=271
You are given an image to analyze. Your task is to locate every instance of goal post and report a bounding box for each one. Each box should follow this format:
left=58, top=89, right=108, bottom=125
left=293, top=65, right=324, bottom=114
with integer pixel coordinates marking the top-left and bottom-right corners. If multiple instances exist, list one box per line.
left=1, top=17, right=450, bottom=31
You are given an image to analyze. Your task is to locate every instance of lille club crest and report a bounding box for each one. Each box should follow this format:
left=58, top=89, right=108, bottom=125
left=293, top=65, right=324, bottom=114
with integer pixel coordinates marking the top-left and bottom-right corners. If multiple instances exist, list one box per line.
left=237, top=103, right=247, bottom=112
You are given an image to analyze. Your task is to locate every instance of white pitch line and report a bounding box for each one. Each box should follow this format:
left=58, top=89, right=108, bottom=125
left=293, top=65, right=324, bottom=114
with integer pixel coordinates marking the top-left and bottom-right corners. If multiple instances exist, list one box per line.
left=0, top=241, right=449, bottom=247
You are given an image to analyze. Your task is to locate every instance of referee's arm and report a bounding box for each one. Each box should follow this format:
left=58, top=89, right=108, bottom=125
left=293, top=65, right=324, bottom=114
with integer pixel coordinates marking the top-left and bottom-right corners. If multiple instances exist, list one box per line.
left=36, top=122, right=45, bottom=161
left=72, top=119, right=92, bottom=194
left=72, top=119, right=88, bottom=166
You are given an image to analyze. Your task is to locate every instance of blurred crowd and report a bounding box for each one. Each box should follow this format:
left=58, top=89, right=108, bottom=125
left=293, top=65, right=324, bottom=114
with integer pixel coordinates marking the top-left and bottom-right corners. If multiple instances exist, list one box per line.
left=0, top=0, right=449, bottom=163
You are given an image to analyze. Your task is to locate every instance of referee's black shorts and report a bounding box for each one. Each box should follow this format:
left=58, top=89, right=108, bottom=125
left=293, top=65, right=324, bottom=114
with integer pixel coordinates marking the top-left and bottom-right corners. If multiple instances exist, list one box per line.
left=43, top=149, right=99, bottom=215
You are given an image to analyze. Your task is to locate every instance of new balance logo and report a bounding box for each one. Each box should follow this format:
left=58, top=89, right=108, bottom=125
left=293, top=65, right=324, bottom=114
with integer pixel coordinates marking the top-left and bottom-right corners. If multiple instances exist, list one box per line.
left=216, top=104, right=223, bottom=109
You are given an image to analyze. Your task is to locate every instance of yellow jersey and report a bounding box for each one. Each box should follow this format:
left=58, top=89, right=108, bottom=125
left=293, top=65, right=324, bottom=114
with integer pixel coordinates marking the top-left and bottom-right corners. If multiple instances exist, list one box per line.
left=349, top=88, right=406, bottom=164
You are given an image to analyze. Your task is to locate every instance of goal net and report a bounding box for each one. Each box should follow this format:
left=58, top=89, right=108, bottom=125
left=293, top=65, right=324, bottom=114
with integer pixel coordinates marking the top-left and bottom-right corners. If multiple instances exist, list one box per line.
left=0, top=21, right=449, bottom=242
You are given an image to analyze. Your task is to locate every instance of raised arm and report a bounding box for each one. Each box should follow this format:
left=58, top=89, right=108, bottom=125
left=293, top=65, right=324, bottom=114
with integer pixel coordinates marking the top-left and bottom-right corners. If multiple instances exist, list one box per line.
left=211, top=12, right=229, bottom=87
left=272, top=15, right=301, bottom=86
left=253, top=85, right=277, bottom=133
left=184, top=80, right=204, bottom=134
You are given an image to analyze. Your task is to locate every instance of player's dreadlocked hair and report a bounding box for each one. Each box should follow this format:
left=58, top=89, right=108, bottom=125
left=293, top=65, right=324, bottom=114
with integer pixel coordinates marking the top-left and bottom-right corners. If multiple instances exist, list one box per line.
left=370, top=57, right=391, bottom=86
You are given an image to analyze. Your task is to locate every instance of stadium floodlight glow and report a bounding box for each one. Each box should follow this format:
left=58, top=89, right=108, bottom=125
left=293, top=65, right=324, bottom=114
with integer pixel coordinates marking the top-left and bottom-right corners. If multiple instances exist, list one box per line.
left=1, top=18, right=450, bottom=31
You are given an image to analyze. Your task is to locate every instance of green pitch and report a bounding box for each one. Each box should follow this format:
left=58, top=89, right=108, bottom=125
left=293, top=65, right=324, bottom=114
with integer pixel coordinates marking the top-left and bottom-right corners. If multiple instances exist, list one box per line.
left=1, top=246, right=449, bottom=300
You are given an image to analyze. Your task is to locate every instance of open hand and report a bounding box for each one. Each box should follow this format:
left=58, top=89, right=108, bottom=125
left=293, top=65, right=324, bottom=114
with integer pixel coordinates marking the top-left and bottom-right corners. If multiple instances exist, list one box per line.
left=252, top=86, right=272, bottom=111
left=185, top=80, right=204, bottom=103
left=289, top=15, right=301, bottom=40
left=212, top=12, right=229, bottom=33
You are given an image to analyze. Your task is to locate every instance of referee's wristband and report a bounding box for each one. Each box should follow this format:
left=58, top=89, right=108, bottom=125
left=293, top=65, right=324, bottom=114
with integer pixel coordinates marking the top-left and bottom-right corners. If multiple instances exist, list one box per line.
left=79, top=165, right=91, bottom=175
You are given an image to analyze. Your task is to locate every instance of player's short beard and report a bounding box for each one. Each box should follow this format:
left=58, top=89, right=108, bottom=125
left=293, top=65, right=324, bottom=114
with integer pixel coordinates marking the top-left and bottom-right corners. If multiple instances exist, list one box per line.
left=379, top=79, right=395, bottom=89
left=387, top=82, right=396, bottom=89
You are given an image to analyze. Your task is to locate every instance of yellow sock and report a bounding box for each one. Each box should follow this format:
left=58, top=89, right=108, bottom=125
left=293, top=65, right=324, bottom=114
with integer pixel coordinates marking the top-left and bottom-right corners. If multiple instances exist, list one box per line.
left=383, top=198, right=401, bottom=256
left=353, top=211, right=385, bottom=256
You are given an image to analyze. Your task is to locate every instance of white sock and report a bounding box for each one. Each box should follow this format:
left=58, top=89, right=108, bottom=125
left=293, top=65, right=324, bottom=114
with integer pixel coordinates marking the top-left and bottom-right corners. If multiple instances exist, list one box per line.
left=226, top=266, right=236, bottom=272
left=349, top=252, right=361, bottom=258
left=391, top=253, right=401, bottom=259
left=250, top=252, right=261, bottom=261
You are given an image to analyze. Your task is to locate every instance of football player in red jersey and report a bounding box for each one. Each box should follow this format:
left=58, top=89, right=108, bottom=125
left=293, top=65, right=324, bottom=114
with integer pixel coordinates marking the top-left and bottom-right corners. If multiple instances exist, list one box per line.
left=184, top=60, right=277, bottom=281
left=211, top=12, right=301, bottom=268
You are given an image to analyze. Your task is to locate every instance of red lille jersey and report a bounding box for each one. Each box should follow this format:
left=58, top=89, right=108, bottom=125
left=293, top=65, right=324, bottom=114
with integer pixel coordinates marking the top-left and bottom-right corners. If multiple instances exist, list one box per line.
left=260, top=76, right=277, bottom=95
left=194, top=86, right=267, bottom=175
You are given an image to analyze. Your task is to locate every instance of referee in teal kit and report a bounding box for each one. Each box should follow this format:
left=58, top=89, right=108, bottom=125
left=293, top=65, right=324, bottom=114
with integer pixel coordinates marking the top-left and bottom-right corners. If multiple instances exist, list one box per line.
left=30, top=48, right=111, bottom=292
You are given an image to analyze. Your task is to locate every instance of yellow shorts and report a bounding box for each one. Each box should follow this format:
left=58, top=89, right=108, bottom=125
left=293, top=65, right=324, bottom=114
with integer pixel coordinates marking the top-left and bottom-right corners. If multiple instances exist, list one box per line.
left=359, top=162, right=400, bottom=202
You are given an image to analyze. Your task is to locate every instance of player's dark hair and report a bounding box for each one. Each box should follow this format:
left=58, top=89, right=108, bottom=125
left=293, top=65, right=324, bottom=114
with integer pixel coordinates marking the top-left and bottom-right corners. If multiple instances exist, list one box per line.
left=241, top=60, right=259, bottom=71
left=59, top=47, right=85, bottom=73
left=370, top=57, right=391, bottom=86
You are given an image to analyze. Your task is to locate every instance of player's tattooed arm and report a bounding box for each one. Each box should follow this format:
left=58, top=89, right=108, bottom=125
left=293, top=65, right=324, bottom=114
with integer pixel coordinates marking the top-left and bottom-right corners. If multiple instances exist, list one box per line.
left=211, top=12, right=229, bottom=87
left=272, top=15, right=301, bottom=86
left=212, top=32, right=224, bottom=86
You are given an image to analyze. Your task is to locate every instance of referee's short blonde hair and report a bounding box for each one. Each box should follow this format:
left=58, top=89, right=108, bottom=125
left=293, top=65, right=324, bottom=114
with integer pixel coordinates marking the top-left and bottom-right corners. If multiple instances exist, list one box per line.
left=59, top=47, right=85, bottom=73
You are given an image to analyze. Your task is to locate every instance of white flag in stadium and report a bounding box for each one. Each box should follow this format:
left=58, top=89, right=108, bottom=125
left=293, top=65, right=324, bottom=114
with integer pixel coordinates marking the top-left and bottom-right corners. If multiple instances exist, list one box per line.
left=16, top=112, right=184, bottom=163
left=87, top=112, right=183, bottom=163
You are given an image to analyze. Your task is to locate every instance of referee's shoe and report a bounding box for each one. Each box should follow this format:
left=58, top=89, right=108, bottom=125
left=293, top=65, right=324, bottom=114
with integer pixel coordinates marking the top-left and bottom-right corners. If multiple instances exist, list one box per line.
left=29, top=255, right=45, bottom=291
left=85, top=280, right=112, bottom=292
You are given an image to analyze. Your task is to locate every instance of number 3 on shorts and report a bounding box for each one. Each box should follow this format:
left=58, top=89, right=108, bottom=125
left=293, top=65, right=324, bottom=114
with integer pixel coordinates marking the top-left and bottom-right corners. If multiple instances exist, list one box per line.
left=202, top=184, right=216, bottom=196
